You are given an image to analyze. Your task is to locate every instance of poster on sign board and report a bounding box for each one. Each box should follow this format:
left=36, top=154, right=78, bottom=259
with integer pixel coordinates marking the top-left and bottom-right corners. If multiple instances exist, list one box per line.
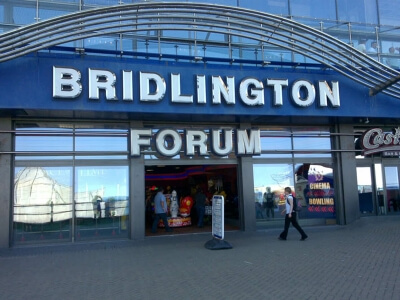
left=212, top=195, right=224, bottom=240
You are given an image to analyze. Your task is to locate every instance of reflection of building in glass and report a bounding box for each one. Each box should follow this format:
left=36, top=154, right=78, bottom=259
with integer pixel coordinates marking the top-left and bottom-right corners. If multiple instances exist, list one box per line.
left=14, top=167, right=129, bottom=224
left=75, top=189, right=104, bottom=219
left=14, top=167, right=72, bottom=223
left=75, top=190, right=129, bottom=219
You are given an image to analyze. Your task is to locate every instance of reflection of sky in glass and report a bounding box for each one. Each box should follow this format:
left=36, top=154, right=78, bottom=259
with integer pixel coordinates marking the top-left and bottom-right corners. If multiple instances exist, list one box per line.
left=15, top=167, right=72, bottom=187
left=293, top=136, right=331, bottom=150
left=374, top=164, right=383, bottom=189
left=385, top=167, right=399, bottom=188
left=16, top=127, right=128, bottom=153
left=357, top=167, right=372, bottom=185
left=15, top=136, right=73, bottom=152
left=253, top=164, right=293, bottom=189
left=75, top=166, right=129, bottom=198
left=75, top=136, right=127, bottom=151
left=258, top=130, right=292, bottom=158
left=261, top=136, right=291, bottom=150
left=15, top=127, right=73, bottom=152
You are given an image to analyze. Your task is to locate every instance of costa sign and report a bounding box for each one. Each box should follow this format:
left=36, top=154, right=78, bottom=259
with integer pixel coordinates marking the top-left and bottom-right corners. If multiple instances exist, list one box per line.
left=361, top=127, right=400, bottom=155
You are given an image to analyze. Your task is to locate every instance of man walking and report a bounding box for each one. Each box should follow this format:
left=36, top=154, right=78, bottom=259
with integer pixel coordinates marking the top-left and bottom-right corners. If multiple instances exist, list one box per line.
left=278, top=187, right=307, bottom=241
left=152, top=187, right=173, bottom=233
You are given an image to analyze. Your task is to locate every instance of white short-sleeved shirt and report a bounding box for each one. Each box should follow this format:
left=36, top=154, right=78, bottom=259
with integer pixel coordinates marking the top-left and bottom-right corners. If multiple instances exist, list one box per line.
left=285, top=194, right=293, bottom=214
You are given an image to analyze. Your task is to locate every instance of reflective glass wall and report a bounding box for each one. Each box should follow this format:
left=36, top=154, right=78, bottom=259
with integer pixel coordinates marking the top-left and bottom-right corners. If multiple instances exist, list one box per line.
left=253, top=127, right=335, bottom=226
left=13, top=122, right=130, bottom=245
left=1, top=1, right=399, bottom=68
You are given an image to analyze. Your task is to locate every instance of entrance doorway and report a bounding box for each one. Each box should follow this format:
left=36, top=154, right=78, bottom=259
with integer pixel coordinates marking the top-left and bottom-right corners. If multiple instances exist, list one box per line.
left=356, top=166, right=375, bottom=214
left=384, top=165, right=400, bottom=214
left=356, top=163, right=400, bottom=216
left=144, top=164, right=239, bottom=236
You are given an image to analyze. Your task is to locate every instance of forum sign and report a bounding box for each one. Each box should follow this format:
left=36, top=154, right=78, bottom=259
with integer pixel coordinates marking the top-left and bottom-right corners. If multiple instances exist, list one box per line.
left=131, top=128, right=261, bottom=157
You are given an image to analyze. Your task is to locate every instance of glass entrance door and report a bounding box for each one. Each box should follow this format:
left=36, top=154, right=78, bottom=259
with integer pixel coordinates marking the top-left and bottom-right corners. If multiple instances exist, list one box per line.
left=384, top=166, right=400, bottom=214
left=356, top=166, right=374, bottom=214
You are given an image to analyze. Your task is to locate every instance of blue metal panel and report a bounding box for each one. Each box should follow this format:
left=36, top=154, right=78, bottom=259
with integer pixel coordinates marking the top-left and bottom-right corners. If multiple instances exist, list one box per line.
left=0, top=53, right=398, bottom=119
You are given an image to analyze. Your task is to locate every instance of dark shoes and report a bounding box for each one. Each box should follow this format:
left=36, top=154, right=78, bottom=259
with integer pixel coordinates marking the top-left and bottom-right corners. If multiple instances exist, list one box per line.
left=278, top=236, right=308, bottom=241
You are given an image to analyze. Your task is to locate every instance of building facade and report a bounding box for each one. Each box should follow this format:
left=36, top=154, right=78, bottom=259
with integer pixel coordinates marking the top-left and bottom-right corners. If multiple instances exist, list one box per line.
left=1, top=0, right=400, bottom=248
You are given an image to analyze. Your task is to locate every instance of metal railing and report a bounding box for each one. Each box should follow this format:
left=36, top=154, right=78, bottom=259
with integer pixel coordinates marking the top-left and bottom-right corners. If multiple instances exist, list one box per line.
left=1, top=2, right=400, bottom=98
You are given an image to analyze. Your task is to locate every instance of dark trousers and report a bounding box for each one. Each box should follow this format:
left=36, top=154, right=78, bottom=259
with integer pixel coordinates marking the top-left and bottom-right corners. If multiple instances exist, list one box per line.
left=152, top=213, right=172, bottom=232
left=196, top=206, right=205, bottom=227
left=266, top=206, right=274, bottom=218
left=279, top=212, right=307, bottom=239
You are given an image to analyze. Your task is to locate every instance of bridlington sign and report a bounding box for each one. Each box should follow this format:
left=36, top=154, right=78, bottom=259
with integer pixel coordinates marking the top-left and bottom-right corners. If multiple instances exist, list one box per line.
left=362, top=127, right=400, bottom=155
left=53, top=67, right=340, bottom=108
left=131, top=128, right=261, bottom=157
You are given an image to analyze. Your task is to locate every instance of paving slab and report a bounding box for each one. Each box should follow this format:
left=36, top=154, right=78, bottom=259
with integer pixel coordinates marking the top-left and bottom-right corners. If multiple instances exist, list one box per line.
left=0, top=216, right=399, bottom=300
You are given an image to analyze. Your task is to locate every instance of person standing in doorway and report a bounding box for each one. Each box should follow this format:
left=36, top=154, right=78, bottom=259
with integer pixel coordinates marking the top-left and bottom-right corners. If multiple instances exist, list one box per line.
left=151, top=187, right=173, bottom=233
left=278, top=187, right=308, bottom=241
left=195, top=187, right=207, bottom=228
left=265, top=187, right=275, bottom=218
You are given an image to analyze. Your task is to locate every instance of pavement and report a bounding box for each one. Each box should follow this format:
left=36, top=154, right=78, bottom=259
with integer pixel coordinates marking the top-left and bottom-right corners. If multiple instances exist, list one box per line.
left=0, top=216, right=400, bottom=300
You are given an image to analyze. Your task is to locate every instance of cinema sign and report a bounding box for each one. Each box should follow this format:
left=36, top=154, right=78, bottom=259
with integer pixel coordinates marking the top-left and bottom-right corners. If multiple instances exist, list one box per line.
left=131, top=128, right=261, bottom=157
left=362, top=127, right=400, bottom=156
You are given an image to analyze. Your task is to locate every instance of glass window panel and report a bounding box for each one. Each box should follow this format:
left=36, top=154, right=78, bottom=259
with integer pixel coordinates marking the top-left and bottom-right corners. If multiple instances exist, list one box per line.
left=162, top=28, right=190, bottom=40
left=13, top=6, right=36, bottom=25
left=75, top=165, right=129, bottom=241
left=75, top=135, right=127, bottom=151
left=357, top=166, right=374, bottom=213
left=258, top=129, right=292, bottom=158
left=379, top=26, right=400, bottom=69
left=293, top=128, right=332, bottom=158
left=260, top=44, right=291, bottom=62
left=384, top=166, right=399, bottom=189
left=253, top=164, right=294, bottom=221
left=384, top=166, right=400, bottom=213
left=374, top=163, right=385, bottom=215
left=15, top=128, right=73, bottom=152
left=13, top=166, right=73, bottom=245
left=0, top=6, right=3, bottom=23
left=290, top=0, right=336, bottom=20
left=295, top=163, right=335, bottom=218
left=240, top=0, right=289, bottom=15
left=41, top=0, right=79, bottom=3
left=39, top=9, right=68, bottom=21
left=254, top=162, right=335, bottom=222
left=204, top=45, right=229, bottom=58
left=174, top=42, right=192, bottom=57
left=120, top=36, right=138, bottom=52
left=76, top=155, right=128, bottom=160
left=83, top=0, right=119, bottom=5
left=322, top=21, right=351, bottom=44
left=84, top=36, right=117, bottom=51
left=190, top=0, right=237, bottom=6
left=337, top=0, right=378, bottom=24
left=15, top=156, right=74, bottom=161
left=75, top=128, right=128, bottom=159
left=134, top=39, right=150, bottom=53
left=378, top=0, right=400, bottom=26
